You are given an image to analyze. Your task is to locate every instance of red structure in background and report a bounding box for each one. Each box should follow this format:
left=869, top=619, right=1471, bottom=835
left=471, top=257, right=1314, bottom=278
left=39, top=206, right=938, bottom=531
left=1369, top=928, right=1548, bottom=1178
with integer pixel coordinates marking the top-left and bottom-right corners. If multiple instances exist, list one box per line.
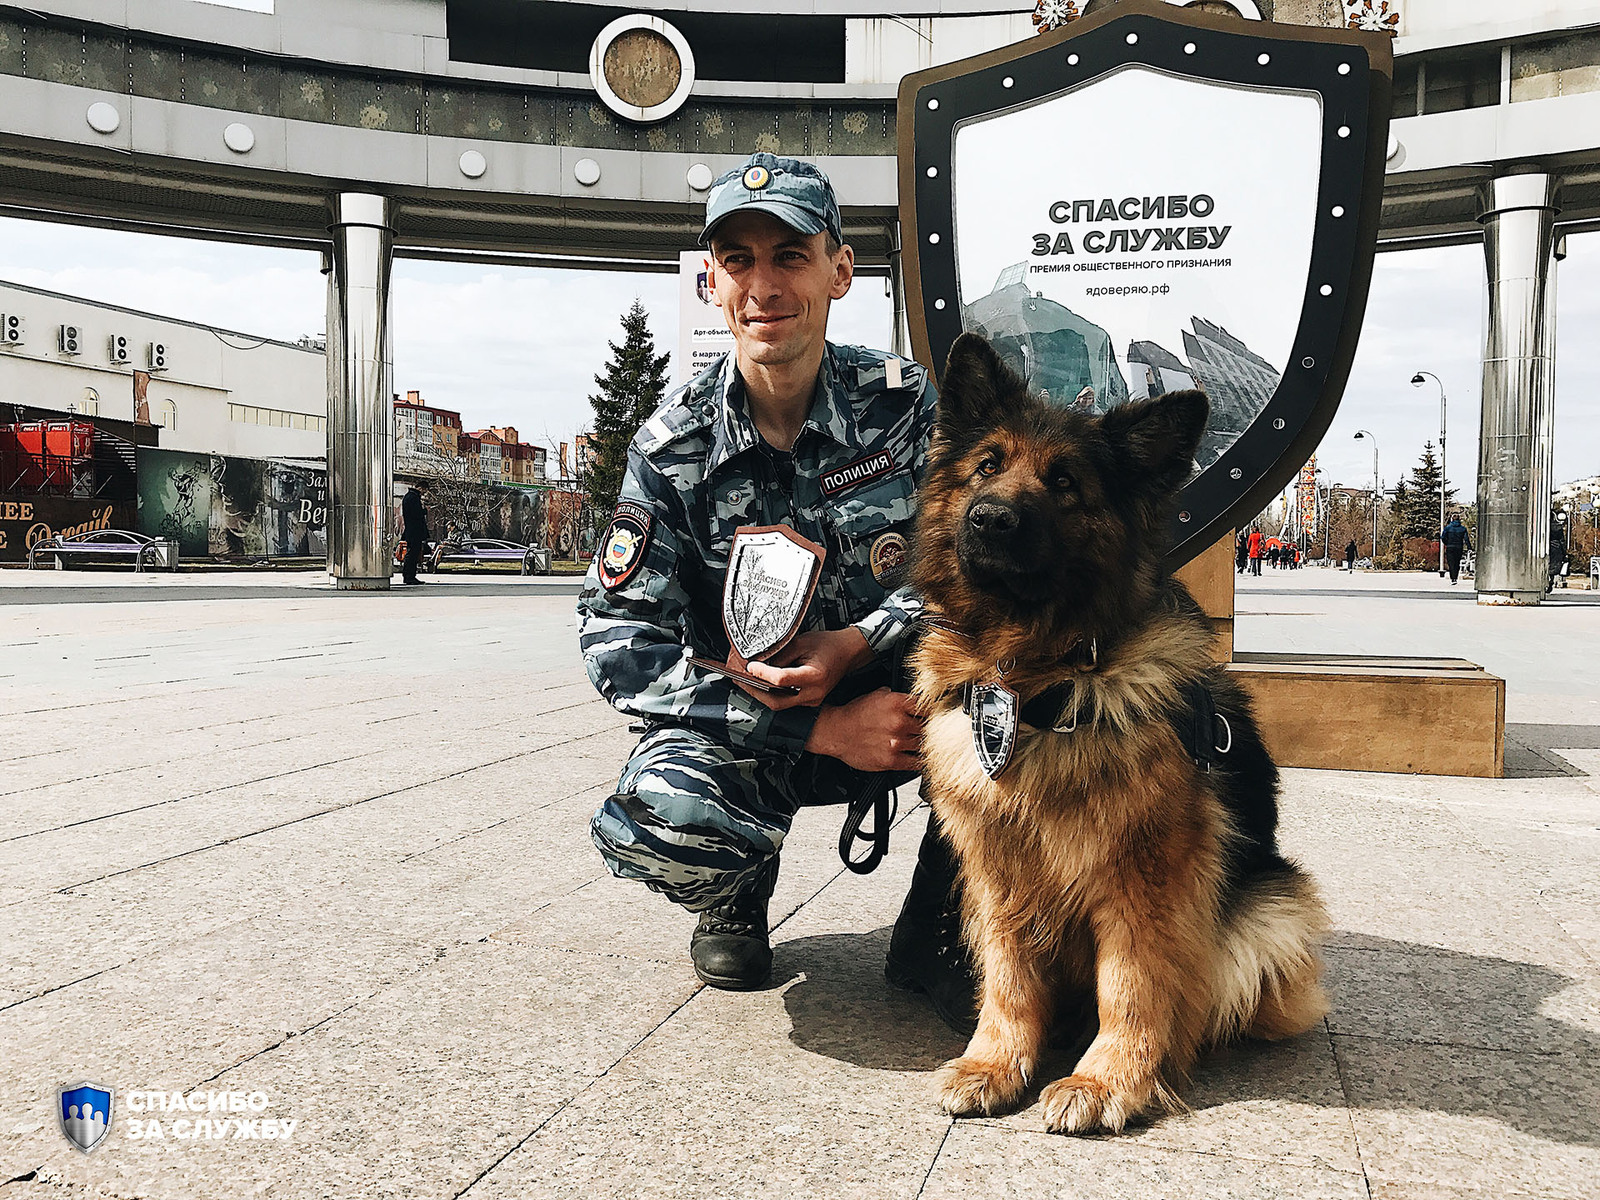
left=0, top=420, right=95, bottom=494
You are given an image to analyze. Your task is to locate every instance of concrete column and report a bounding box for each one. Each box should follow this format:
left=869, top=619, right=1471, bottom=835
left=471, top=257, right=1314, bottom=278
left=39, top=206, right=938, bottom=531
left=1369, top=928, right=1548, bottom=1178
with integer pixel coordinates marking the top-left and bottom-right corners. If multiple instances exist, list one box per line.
left=325, top=193, right=395, bottom=591
left=1475, top=173, right=1560, bottom=606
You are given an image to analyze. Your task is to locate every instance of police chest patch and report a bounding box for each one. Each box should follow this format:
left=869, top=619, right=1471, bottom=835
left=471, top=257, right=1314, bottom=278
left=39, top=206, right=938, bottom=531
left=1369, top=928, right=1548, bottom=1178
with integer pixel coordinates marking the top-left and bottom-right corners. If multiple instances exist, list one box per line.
left=820, top=450, right=896, bottom=496
left=598, top=501, right=652, bottom=591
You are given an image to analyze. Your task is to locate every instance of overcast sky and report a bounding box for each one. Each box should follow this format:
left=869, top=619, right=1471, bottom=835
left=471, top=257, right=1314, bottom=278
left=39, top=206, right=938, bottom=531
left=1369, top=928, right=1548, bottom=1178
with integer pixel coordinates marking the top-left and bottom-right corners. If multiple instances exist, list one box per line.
left=3, top=214, right=1597, bottom=494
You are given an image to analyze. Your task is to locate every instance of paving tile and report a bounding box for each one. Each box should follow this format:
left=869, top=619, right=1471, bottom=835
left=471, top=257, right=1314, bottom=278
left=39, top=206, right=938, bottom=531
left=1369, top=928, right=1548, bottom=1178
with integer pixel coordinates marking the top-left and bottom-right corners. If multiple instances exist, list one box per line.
left=1367, top=1181, right=1569, bottom=1200
left=1273, top=781, right=1589, bottom=972
left=1333, top=1035, right=1600, bottom=1200
left=919, top=1123, right=1369, bottom=1200
left=0, top=759, right=619, bottom=1009
left=12, top=938, right=671, bottom=1198
left=973, top=1030, right=1361, bottom=1175
left=1325, top=942, right=1600, bottom=1053
left=467, top=805, right=955, bottom=1200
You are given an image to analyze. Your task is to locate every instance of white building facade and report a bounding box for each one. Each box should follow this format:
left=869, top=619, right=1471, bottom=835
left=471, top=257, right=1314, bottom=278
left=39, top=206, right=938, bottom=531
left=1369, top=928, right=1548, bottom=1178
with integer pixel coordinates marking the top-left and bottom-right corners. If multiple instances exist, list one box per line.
left=0, top=279, right=325, bottom=460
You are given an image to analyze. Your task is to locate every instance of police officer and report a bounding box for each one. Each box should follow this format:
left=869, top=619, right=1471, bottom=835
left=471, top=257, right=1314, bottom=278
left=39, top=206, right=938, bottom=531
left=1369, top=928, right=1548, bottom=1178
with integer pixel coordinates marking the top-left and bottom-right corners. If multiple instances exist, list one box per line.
left=577, top=154, right=972, bottom=1022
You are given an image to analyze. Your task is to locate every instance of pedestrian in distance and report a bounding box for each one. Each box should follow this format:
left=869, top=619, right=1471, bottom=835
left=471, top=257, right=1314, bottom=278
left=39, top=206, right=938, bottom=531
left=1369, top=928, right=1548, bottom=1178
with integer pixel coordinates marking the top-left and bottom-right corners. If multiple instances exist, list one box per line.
left=1235, top=531, right=1248, bottom=575
left=1549, top=514, right=1569, bottom=592
left=1344, top=539, right=1358, bottom=572
left=400, top=484, right=430, bottom=585
left=1267, top=544, right=1281, bottom=571
left=1247, top=527, right=1264, bottom=576
left=1439, top=514, right=1471, bottom=585
left=575, top=153, right=971, bottom=1025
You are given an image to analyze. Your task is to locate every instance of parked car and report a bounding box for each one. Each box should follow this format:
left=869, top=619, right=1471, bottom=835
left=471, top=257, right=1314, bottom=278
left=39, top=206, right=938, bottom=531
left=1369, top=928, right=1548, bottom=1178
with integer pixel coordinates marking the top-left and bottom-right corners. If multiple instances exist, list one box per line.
left=28, top=529, right=178, bottom=571
left=430, top=538, right=549, bottom=575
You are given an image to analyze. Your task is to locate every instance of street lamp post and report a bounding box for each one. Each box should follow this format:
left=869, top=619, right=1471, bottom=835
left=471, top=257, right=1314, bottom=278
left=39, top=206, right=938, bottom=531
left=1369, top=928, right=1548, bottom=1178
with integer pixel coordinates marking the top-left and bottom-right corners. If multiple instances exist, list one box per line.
left=1354, top=430, right=1379, bottom=561
left=1412, top=371, right=1448, bottom=575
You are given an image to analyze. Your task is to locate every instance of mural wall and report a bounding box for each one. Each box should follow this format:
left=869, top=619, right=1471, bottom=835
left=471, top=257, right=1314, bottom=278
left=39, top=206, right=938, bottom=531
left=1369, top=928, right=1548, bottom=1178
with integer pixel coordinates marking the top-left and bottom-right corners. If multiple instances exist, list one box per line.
left=138, top=449, right=327, bottom=558
left=404, top=475, right=591, bottom=558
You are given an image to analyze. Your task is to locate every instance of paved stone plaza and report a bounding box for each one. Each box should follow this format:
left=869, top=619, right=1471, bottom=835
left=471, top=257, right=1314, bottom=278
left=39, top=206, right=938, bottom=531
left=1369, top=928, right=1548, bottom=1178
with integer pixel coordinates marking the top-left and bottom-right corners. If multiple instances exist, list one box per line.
left=0, top=567, right=1596, bottom=1199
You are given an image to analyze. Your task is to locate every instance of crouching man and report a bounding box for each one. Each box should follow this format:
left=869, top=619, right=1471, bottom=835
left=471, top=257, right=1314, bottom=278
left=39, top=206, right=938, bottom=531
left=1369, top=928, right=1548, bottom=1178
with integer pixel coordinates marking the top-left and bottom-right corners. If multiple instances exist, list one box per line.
left=575, top=153, right=972, bottom=1024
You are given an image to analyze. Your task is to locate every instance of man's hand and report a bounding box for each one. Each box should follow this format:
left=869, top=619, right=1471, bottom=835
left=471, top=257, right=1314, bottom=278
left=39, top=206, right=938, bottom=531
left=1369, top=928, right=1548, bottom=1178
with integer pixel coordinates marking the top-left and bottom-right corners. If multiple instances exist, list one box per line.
left=805, top=688, right=922, bottom=772
left=736, top=628, right=875, bottom=711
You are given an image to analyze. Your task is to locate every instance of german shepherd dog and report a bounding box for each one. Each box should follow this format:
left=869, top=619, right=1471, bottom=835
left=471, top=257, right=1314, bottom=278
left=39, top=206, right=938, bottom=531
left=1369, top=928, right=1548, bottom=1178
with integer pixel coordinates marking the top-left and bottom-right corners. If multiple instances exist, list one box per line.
left=909, top=333, right=1329, bottom=1135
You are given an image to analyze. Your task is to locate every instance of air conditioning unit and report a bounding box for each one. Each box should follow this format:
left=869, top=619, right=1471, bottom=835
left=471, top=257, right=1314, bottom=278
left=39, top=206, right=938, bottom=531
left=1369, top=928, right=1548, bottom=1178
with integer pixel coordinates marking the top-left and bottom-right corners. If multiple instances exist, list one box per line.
left=147, top=342, right=169, bottom=372
left=1, top=314, right=22, bottom=344
left=108, top=334, right=131, bottom=364
left=58, top=324, right=82, bottom=355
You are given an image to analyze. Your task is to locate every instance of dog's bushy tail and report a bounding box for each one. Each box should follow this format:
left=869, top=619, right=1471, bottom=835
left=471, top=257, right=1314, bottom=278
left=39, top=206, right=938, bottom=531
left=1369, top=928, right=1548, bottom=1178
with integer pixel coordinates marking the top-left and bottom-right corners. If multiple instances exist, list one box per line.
left=1205, top=862, right=1330, bottom=1044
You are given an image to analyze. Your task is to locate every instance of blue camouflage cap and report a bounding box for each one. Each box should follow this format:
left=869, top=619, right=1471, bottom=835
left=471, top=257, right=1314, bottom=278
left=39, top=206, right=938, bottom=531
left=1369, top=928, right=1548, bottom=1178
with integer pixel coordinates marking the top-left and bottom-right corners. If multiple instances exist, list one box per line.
left=699, top=152, right=844, bottom=248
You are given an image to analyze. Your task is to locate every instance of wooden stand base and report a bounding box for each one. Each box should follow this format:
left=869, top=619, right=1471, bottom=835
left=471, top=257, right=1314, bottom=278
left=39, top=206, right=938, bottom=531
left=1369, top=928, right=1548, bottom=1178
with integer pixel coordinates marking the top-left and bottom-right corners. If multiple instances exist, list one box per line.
left=1176, top=533, right=1506, bottom=779
left=1227, top=652, right=1505, bottom=778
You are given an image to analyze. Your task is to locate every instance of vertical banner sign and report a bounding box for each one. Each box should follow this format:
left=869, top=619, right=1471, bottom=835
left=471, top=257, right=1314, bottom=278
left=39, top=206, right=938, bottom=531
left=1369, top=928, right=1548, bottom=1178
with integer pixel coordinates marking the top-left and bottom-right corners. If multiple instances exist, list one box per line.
left=898, top=0, right=1393, bottom=568
left=132, top=370, right=151, bottom=425
left=678, top=250, right=736, bottom=388
left=1299, top=457, right=1319, bottom=535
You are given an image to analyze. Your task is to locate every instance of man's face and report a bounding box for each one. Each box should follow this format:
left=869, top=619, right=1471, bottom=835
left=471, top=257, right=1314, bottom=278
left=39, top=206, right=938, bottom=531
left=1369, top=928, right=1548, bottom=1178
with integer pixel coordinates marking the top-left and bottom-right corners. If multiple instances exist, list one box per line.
left=707, top=211, right=853, bottom=370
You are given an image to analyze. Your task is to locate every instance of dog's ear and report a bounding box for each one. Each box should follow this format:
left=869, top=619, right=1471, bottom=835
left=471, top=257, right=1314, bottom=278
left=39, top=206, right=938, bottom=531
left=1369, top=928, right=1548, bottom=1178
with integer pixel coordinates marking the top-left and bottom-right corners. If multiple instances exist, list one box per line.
left=1100, top=389, right=1210, bottom=497
left=937, top=333, right=1026, bottom=436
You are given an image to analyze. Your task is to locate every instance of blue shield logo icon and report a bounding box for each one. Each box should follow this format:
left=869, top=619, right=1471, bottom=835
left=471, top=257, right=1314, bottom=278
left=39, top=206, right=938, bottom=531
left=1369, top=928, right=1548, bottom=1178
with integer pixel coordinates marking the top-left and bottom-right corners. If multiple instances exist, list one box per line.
left=58, top=1083, right=113, bottom=1154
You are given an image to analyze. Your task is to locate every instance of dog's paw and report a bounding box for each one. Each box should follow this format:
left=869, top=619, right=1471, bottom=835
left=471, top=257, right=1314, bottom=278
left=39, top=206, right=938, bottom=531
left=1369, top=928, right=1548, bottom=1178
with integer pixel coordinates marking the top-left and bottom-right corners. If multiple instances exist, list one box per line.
left=935, top=1055, right=1030, bottom=1117
left=1039, top=1074, right=1135, bottom=1135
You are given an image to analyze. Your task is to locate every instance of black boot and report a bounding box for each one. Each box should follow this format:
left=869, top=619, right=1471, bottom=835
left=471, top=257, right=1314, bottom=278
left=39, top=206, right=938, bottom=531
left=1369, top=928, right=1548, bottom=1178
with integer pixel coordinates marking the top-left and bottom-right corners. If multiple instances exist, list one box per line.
left=690, top=859, right=778, bottom=990
left=885, top=819, right=979, bottom=1035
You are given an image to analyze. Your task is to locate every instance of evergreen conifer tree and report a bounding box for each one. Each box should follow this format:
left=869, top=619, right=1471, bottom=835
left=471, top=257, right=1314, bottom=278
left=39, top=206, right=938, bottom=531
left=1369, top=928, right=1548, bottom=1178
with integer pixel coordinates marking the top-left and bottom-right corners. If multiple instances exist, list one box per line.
left=1398, top=441, right=1455, bottom=537
left=586, top=300, right=671, bottom=524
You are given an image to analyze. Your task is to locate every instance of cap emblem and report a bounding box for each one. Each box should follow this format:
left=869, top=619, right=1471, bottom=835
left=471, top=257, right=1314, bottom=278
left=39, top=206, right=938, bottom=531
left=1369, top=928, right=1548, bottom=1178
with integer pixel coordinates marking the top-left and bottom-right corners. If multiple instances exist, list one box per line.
left=742, top=164, right=772, bottom=191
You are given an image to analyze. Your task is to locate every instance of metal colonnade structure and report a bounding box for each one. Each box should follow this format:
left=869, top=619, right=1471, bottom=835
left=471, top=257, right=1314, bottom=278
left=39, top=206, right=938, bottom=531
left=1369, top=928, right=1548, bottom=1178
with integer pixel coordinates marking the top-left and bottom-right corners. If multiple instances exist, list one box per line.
left=0, top=0, right=1597, bottom=596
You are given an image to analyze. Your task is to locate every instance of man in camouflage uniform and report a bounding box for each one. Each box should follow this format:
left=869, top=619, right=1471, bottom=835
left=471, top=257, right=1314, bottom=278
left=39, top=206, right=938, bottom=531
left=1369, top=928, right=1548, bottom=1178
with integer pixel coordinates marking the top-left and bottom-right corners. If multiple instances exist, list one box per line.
left=577, top=154, right=971, bottom=1016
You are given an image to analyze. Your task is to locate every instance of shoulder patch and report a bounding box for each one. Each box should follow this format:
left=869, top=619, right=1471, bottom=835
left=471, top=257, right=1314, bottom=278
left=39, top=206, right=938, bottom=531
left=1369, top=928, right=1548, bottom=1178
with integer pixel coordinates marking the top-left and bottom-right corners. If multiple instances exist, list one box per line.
left=636, top=382, right=718, bottom=456
left=598, top=501, right=653, bottom=591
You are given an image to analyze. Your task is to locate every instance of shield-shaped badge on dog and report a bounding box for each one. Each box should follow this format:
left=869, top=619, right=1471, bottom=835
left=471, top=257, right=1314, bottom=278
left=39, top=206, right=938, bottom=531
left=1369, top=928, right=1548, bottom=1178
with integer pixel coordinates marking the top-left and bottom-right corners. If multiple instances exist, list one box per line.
left=898, top=0, right=1393, bottom=568
left=970, top=681, right=1020, bottom=780
left=58, top=1082, right=114, bottom=1154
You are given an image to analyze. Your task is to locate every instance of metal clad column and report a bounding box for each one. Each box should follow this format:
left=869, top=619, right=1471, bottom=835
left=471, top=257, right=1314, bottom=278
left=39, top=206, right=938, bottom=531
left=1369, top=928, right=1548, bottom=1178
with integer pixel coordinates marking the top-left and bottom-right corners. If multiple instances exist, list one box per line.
left=1476, top=173, right=1559, bottom=606
left=887, top=221, right=908, bottom=358
left=326, top=194, right=395, bottom=590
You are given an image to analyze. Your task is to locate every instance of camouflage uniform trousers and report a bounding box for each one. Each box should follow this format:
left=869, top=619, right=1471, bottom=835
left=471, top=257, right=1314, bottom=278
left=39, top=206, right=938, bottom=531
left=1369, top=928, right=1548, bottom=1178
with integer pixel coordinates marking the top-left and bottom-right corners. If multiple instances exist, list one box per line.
left=591, top=722, right=880, bottom=912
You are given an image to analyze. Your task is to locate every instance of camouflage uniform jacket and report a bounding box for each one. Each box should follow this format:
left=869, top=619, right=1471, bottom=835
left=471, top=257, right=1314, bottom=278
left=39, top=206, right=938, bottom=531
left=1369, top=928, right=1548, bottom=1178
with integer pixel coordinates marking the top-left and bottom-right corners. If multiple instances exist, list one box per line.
left=577, top=343, right=938, bottom=759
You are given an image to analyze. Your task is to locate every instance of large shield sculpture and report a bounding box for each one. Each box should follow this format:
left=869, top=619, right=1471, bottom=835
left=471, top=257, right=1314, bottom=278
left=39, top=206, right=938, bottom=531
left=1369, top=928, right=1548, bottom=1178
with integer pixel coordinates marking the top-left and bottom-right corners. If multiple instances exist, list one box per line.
left=898, top=0, right=1393, bottom=567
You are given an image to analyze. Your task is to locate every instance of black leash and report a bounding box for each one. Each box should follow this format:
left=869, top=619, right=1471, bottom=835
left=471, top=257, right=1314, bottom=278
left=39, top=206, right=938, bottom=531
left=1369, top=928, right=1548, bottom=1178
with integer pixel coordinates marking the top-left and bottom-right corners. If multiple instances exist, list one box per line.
left=839, top=778, right=900, bottom=874
left=835, top=626, right=920, bottom=875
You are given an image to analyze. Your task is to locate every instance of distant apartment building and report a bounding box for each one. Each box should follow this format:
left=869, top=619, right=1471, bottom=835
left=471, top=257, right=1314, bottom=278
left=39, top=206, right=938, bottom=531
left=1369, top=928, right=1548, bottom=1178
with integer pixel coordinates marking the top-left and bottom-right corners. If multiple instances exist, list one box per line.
left=483, top=426, right=547, bottom=485
left=394, top=391, right=464, bottom=476
left=465, top=425, right=547, bottom=486
left=0, top=279, right=325, bottom=460
left=468, top=427, right=504, bottom=484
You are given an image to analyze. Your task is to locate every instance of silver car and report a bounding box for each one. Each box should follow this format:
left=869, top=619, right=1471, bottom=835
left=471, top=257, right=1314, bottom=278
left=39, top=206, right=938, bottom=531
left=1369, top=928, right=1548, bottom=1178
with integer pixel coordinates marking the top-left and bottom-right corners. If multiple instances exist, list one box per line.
left=429, top=538, right=549, bottom=575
